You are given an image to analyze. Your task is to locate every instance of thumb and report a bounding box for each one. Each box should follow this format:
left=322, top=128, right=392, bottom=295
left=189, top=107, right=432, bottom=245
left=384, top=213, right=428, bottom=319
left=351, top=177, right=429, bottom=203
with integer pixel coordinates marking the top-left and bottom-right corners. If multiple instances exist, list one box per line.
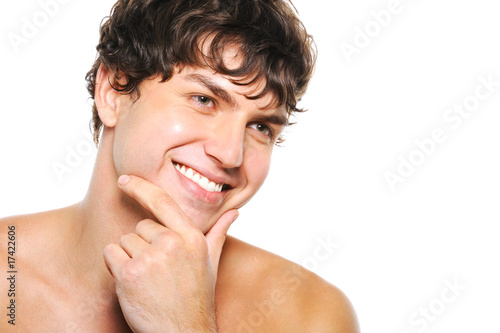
left=205, top=209, right=239, bottom=273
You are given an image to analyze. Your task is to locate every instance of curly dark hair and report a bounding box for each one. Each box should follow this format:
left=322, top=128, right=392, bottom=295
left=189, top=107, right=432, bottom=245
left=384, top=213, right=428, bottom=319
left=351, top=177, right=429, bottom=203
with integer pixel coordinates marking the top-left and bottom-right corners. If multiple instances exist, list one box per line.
left=86, top=0, right=316, bottom=144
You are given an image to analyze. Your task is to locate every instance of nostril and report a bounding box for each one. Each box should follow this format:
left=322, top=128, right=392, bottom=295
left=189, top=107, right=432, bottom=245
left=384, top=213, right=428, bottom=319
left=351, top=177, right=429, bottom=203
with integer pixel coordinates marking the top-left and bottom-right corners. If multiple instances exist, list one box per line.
left=204, top=128, right=245, bottom=169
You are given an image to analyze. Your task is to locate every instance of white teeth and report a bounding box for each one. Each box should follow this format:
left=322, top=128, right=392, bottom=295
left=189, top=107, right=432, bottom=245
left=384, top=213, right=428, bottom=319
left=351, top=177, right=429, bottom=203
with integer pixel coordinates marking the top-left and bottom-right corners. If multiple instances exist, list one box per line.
left=173, top=162, right=224, bottom=192
left=199, top=176, right=209, bottom=189
left=185, top=168, right=194, bottom=180
left=192, top=173, right=201, bottom=183
left=207, top=181, right=216, bottom=192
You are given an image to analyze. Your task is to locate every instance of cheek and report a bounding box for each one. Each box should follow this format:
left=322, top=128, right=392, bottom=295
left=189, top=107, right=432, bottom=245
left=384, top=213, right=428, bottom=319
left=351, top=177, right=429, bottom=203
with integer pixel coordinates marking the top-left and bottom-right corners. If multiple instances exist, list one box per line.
left=244, top=147, right=272, bottom=190
left=112, top=108, right=196, bottom=177
left=228, top=147, right=272, bottom=211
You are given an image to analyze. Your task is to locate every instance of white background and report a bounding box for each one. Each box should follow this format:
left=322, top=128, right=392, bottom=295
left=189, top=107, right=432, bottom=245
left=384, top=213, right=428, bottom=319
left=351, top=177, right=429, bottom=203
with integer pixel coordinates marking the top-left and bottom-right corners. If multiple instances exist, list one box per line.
left=1, top=0, right=499, bottom=332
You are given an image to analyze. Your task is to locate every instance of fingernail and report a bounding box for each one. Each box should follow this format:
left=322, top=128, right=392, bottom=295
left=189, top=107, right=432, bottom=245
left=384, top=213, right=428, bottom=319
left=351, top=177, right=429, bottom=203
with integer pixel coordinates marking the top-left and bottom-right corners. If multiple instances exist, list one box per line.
left=118, top=175, right=130, bottom=185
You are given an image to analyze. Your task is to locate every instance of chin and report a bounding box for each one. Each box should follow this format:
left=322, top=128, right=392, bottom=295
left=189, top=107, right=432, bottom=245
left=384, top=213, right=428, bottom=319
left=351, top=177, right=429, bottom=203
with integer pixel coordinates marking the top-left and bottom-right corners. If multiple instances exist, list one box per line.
left=181, top=205, right=220, bottom=234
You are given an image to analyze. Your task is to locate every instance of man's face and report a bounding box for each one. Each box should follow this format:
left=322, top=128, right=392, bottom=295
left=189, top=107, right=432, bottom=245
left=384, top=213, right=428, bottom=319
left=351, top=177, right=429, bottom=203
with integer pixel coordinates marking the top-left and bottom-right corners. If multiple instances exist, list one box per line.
left=110, top=65, right=287, bottom=232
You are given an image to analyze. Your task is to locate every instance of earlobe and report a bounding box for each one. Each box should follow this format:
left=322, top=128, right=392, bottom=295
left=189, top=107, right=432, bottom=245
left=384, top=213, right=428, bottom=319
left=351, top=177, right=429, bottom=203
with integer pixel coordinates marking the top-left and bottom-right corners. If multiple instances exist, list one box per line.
left=95, top=65, right=119, bottom=128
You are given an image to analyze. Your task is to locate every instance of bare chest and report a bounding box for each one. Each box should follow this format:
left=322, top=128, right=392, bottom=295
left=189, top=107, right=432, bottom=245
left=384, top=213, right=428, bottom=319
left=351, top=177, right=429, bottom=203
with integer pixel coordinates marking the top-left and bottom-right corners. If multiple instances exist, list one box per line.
left=15, top=279, right=131, bottom=333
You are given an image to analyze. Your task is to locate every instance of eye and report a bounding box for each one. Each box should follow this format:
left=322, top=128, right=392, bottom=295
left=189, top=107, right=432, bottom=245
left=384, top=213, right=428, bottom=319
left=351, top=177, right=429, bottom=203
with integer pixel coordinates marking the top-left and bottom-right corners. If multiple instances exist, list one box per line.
left=249, top=123, right=274, bottom=138
left=192, top=95, right=214, bottom=107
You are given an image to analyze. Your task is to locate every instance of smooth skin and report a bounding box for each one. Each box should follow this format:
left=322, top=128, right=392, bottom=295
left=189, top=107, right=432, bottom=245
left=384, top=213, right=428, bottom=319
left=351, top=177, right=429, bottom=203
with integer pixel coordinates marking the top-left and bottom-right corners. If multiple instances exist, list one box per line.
left=0, top=53, right=359, bottom=332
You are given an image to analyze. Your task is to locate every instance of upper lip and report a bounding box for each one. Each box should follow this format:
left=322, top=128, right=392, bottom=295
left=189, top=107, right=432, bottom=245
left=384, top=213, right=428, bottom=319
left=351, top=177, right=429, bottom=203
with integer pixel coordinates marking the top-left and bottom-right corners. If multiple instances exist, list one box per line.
left=172, top=160, right=235, bottom=189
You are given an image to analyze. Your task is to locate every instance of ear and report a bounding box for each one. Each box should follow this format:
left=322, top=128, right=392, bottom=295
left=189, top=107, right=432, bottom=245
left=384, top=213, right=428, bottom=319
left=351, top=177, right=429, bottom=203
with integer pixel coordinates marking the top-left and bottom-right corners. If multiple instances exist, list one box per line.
left=95, top=65, right=121, bottom=128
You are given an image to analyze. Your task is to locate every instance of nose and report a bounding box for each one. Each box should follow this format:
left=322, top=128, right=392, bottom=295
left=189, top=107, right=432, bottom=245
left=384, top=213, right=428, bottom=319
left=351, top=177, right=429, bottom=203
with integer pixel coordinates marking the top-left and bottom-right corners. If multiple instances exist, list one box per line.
left=204, top=117, right=245, bottom=169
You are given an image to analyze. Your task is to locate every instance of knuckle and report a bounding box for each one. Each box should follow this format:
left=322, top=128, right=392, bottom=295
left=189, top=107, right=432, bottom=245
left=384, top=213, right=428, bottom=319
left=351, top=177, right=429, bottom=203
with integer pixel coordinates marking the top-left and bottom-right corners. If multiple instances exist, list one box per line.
left=140, top=251, right=153, bottom=265
left=156, top=232, right=183, bottom=252
left=135, top=219, right=153, bottom=232
left=143, top=248, right=166, bottom=264
left=155, top=230, right=172, bottom=245
left=119, top=233, right=134, bottom=245
left=120, top=262, right=142, bottom=283
left=103, top=243, right=118, bottom=258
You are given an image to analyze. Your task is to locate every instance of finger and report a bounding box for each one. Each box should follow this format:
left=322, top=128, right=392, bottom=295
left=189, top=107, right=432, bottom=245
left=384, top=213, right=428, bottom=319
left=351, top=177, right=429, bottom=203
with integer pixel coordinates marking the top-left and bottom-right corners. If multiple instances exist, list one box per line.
left=120, top=233, right=150, bottom=258
left=205, top=209, right=238, bottom=273
left=117, top=175, right=193, bottom=231
left=103, top=243, right=130, bottom=278
left=135, top=219, right=168, bottom=243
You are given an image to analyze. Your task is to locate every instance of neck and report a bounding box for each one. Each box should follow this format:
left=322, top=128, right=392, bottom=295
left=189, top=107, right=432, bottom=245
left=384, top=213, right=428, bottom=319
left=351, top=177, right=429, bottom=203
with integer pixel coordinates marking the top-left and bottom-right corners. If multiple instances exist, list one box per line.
left=67, top=129, right=148, bottom=287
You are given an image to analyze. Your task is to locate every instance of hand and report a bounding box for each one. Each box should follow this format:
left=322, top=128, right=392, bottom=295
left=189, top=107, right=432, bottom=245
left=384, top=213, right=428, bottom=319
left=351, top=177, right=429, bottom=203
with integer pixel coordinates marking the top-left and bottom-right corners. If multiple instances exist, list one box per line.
left=103, top=175, right=238, bottom=333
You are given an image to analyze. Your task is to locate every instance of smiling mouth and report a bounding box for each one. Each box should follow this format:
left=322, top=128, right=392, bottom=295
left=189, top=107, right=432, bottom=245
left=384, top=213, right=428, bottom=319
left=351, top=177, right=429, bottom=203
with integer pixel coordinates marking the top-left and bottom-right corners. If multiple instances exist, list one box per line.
left=173, top=162, right=229, bottom=193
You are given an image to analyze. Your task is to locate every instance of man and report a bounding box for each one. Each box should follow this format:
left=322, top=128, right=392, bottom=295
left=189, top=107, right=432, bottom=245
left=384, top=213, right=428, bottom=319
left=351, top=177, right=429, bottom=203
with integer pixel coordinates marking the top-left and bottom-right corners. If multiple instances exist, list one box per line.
left=1, top=0, right=359, bottom=331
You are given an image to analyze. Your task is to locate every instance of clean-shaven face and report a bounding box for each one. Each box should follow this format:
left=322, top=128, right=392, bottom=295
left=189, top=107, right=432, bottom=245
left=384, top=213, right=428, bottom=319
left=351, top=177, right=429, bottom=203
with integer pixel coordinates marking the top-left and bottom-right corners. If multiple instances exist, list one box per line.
left=111, top=64, right=288, bottom=233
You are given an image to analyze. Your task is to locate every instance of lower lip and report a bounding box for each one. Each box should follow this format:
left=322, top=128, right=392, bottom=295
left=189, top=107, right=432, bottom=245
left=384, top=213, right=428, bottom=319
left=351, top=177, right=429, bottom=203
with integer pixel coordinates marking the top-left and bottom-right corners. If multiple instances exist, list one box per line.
left=174, top=166, right=226, bottom=204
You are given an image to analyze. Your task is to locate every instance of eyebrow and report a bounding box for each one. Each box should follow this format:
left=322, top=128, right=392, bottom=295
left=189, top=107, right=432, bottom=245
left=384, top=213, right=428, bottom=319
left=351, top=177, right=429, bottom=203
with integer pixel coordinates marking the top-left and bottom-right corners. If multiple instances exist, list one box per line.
left=183, top=73, right=289, bottom=127
left=253, top=113, right=289, bottom=127
left=184, top=73, right=239, bottom=109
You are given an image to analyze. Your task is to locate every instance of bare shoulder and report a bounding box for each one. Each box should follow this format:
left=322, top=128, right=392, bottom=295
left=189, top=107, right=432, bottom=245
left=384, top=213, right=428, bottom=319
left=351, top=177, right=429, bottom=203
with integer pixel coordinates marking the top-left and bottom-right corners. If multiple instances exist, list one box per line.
left=0, top=209, right=58, bottom=229
left=0, top=207, right=79, bottom=331
left=0, top=206, right=76, bottom=277
left=0, top=210, right=55, bottom=275
left=218, top=236, right=360, bottom=332
left=0, top=209, right=64, bottom=247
